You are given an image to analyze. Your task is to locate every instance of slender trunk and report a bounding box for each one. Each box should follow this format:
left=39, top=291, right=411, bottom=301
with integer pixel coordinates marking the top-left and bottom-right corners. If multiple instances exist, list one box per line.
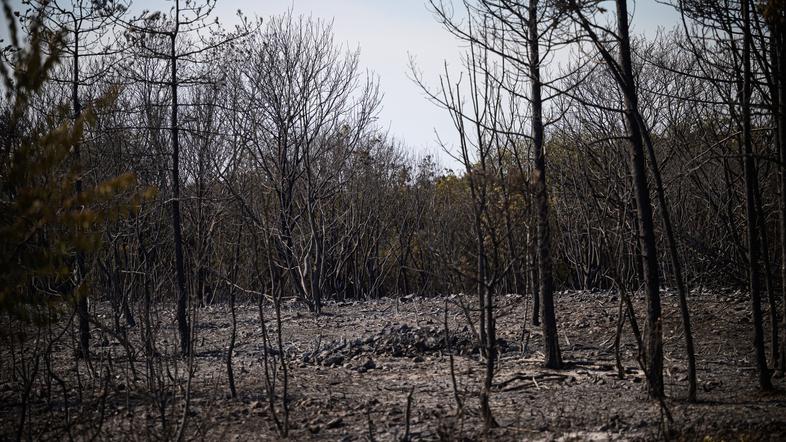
left=768, top=10, right=786, bottom=374
left=503, top=203, right=521, bottom=295
left=529, top=0, right=561, bottom=369
left=741, top=0, right=772, bottom=390
left=528, top=229, right=540, bottom=326
left=754, top=180, right=780, bottom=366
left=614, top=291, right=625, bottom=379
left=114, top=242, right=135, bottom=327
left=637, top=116, right=697, bottom=401
left=766, top=7, right=784, bottom=373
left=475, top=209, right=497, bottom=430
left=308, top=203, right=323, bottom=313
left=227, top=228, right=242, bottom=399
left=477, top=213, right=488, bottom=362
left=399, top=254, right=410, bottom=296
left=170, top=25, right=190, bottom=356
left=72, top=27, right=89, bottom=360
left=197, top=150, right=206, bottom=308
left=258, top=246, right=282, bottom=434
left=444, top=299, right=463, bottom=411
left=277, top=191, right=308, bottom=310
left=777, top=19, right=786, bottom=374
left=142, top=254, right=155, bottom=390
left=274, top=277, right=289, bottom=435
left=616, top=0, right=663, bottom=398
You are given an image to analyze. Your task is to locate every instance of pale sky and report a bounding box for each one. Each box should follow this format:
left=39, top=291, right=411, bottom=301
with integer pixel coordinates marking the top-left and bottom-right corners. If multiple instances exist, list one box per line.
left=2, top=0, right=681, bottom=168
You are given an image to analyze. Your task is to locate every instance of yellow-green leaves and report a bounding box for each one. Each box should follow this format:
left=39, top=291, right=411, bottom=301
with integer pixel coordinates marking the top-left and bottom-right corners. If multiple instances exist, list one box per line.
left=0, top=2, right=154, bottom=324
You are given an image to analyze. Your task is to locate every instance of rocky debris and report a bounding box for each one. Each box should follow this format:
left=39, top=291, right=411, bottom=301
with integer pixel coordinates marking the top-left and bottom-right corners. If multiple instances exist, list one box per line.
left=299, top=322, right=520, bottom=368
left=358, top=357, right=376, bottom=372
left=323, top=352, right=345, bottom=367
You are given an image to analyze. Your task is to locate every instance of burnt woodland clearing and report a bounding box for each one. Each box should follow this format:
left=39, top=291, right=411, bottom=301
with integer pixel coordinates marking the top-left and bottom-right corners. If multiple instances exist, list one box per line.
left=2, top=290, right=785, bottom=441
left=3, top=0, right=786, bottom=440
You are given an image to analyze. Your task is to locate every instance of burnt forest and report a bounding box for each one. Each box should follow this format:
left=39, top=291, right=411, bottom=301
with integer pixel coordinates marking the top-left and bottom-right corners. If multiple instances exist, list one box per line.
left=2, top=0, right=786, bottom=440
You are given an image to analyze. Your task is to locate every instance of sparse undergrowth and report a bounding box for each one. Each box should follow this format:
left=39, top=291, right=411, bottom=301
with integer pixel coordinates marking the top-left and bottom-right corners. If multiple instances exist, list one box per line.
left=2, top=289, right=785, bottom=440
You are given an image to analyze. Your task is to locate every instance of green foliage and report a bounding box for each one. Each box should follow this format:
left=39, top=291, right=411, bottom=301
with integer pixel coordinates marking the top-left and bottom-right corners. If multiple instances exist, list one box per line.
left=0, top=2, right=153, bottom=324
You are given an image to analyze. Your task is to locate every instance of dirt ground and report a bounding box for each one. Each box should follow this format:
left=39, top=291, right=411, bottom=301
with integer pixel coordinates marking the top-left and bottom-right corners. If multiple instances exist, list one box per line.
left=2, top=289, right=786, bottom=441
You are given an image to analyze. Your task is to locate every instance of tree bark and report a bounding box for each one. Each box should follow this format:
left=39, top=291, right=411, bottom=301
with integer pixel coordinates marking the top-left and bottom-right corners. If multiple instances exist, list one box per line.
left=529, top=229, right=540, bottom=326
left=227, top=227, right=241, bottom=399
left=170, top=15, right=190, bottom=356
left=615, top=0, right=664, bottom=398
left=777, top=15, right=786, bottom=375
left=741, top=0, right=772, bottom=390
left=72, top=25, right=89, bottom=359
left=636, top=115, right=697, bottom=401
left=528, top=0, right=561, bottom=369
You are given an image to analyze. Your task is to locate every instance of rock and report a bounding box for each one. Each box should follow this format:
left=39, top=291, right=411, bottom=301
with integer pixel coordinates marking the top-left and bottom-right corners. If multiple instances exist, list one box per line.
left=295, top=320, right=479, bottom=365
left=361, top=357, right=376, bottom=370
left=324, top=353, right=345, bottom=366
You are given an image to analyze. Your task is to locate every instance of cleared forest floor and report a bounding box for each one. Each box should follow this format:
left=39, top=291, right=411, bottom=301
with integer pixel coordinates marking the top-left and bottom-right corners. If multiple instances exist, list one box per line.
left=2, top=290, right=786, bottom=440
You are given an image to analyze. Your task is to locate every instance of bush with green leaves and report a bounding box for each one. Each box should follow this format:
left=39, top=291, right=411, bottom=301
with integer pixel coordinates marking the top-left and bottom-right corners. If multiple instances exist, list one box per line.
left=0, top=0, right=152, bottom=324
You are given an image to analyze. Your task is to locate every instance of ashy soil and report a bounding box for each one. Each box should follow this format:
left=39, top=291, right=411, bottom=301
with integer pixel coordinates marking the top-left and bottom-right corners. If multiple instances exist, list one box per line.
left=2, top=289, right=786, bottom=441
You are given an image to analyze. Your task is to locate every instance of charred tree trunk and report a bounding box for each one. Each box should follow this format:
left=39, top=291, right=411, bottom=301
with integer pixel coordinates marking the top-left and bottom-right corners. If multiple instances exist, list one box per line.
left=72, top=26, right=89, bottom=359
left=741, top=0, right=772, bottom=390
left=754, top=180, right=780, bottom=367
left=769, top=6, right=786, bottom=374
left=777, top=15, right=786, bottom=375
left=529, top=229, right=540, bottom=326
left=475, top=203, right=497, bottom=431
left=637, top=114, right=697, bottom=400
left=615, top=0, right=664, bottom=399
left=226, top=227, right=241, bottom=399
left=170, top=19, right=190, bottom=356
left=528, top=0, right=561, bottom=369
